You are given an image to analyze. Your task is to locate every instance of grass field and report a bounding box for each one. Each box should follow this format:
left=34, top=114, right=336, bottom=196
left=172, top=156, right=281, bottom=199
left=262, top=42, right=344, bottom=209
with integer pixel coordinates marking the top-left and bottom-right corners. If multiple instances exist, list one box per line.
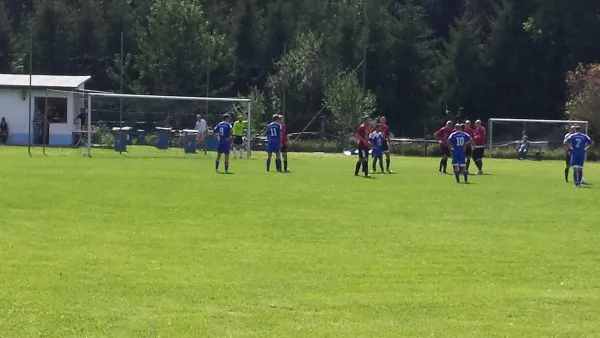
left=1, top=146, right=600, bottom=337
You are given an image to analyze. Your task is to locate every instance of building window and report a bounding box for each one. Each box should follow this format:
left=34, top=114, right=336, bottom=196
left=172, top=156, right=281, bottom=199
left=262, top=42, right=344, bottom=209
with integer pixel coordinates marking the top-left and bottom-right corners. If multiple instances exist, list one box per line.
left=34, top=97, right=67, bottom=123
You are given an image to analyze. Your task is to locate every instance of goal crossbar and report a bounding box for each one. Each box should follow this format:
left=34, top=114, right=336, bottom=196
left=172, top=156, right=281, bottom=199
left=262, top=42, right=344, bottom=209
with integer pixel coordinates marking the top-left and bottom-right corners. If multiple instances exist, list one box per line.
left=46, top=89, right=252, bottom=158
left=47, top=89, right=250, bottom=103
left=489, top=118, right=588, bottom=124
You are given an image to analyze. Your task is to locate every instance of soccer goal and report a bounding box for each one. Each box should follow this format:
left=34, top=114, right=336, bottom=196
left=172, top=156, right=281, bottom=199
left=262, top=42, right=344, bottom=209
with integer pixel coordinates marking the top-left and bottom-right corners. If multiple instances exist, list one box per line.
left=488, top=118, right=589, bottom=158
left=49, top=90, right=252, bottom=158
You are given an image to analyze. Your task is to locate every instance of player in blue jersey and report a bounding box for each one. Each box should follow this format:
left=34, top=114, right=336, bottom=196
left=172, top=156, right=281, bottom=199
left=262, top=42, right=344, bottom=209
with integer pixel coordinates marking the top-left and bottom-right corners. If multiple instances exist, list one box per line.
left=266, top=114, right=283, bottom=172
left=213, top=113, right=233, bottom=173
left=447, top=124, right=473, bottom=183
left=563, top=125, right=593, bottom=187
left=370, top=124, right=385, bottom=173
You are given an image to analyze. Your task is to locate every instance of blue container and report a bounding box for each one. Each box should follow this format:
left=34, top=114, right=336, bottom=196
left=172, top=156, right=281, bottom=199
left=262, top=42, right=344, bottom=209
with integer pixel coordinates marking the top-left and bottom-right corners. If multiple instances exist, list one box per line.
left=184, top=133, right=197, bottom=153
left=205, top=134, right=217, bottom=151
left=136, top=130, right=146, bottom=145
left=114, top=131, right=127, bottom=152
left=126, top=131, right=133, bottom=145
left=156, top=129, right=170, bottom=150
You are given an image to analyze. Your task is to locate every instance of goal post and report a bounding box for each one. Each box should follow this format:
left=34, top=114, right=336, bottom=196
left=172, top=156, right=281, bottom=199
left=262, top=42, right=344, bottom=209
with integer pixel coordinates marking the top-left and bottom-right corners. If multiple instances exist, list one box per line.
left=488, top=118, right=589, bottom=158
left=49, top=90, right=252, bottom=158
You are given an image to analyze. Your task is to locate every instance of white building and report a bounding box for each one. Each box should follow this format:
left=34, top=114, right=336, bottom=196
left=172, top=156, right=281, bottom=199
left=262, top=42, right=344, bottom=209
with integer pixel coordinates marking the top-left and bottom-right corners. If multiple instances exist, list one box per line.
left=0, top=74, right=91, bottom=145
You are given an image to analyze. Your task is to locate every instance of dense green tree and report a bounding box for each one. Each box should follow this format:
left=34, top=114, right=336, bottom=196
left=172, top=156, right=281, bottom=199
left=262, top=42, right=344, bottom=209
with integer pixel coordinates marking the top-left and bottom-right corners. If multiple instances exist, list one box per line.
left=28, top=0, right=73, bottom=74
left=0, top=1, right=13, bottom=72
left=134, top=0, right=234, bottom=96
left=1, top=0, right=599, bottom=136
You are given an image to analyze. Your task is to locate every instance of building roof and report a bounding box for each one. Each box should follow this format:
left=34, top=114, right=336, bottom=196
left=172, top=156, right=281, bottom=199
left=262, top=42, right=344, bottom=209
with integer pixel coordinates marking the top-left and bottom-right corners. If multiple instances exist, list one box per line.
left=0, top=74, right=91, bottom=89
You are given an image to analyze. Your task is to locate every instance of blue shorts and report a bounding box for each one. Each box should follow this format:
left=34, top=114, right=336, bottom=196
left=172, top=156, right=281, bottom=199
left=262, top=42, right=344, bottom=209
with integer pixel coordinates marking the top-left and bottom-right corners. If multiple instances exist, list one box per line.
left=372, top=149, right=383, bottom=158
left=452, top=152, right=466, bottom=166
left=570, top=154, right=585, bottom=168
left=217, top=143, right=230, bottom=155
left=267, top=142, right=281, bottom=153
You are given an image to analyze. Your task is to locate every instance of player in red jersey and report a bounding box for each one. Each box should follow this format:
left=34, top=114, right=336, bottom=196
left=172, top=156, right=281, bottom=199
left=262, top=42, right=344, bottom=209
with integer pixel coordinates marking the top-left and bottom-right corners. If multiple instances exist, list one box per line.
left=434, top=120, right=454, bottom=174
left=379, top=116, right=392, bottom=173
left=472, top=119, right=486, bottom=174
left=354, top=116, right=372, bottom=177
left=279, top=115, right=290, bottom=172
left=462, top=120, right=475, bottom=172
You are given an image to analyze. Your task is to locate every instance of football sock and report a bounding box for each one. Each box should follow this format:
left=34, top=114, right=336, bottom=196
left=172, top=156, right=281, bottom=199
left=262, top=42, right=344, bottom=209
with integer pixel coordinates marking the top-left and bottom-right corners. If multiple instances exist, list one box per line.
left=362, top=161, right=368, bottom=176
left=372, top=159, right=377, bottom=171
left=266, top=159, right=271, bottom=171
left=463, top=170, right=468, bottom=182
left=386, top=158, right=390, bottom=170
left=225, top=163, right=229, bottom=172
left=454, top=170, right=460, bottom=182
left=466, top=158, right=471, bottom=171
left=355, top=161, right=361, bottom=175
left=439, top=159, right=444, bottom=172
left=574, top=170, right=579, bottom=185
left=215, top=160, right=220, bottom=171
left=442, top=159, right=448, bottom=173
left=379, top=159, right=384, bottom=172
left=565, top=168, right=569, bottom=182
left=475, top=159, right=482, bottom=171
left=479, top=160, right=483, bottom=172
left=276, top=159, right=282, bottom=171
left=284, top=160, right=288, bottom=171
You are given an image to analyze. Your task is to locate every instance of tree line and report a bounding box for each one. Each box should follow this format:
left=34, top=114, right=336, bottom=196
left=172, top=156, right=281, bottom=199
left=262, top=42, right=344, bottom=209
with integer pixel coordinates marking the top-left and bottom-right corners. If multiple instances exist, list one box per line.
left=0, top=0, right=599, bottom=138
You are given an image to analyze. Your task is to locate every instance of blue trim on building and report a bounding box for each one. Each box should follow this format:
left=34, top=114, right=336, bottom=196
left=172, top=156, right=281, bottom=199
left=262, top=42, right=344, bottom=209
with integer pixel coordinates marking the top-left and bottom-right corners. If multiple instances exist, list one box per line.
left=49, top=134, right=72, bottom=145
left=7, top=133, right=73, bottom=146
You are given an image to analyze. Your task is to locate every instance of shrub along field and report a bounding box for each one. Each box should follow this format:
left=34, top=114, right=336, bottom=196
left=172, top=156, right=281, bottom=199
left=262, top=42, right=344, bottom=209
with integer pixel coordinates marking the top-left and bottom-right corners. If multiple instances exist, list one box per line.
left=1, top=146, right=599, bottom=337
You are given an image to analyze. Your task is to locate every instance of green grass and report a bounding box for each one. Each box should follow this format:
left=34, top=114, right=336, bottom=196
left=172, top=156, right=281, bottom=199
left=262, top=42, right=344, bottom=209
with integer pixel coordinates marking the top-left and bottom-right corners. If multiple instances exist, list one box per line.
left=1, top=146, right=600, bottom=337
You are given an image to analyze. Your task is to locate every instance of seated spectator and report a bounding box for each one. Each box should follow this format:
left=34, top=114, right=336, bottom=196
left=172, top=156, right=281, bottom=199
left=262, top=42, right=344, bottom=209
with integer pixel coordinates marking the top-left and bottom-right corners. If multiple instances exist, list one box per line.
left=0, top=117, right=8, bottom=144
left=518, top=135, right=530, bottom=160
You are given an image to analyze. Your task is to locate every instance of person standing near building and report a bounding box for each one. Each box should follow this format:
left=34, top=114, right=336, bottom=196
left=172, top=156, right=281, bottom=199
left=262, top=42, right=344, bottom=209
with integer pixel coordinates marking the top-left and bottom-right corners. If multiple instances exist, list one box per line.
left=0, top=117, right=8, bottom=144
left=195, top=114, right=207, bottom=154
left=33, top=110, right=44, bottom=144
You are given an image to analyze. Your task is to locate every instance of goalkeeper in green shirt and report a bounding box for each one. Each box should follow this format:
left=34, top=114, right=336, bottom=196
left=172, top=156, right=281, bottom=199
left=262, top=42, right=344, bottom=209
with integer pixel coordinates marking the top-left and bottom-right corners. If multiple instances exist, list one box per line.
left=232, top=114, right=247, bottom=159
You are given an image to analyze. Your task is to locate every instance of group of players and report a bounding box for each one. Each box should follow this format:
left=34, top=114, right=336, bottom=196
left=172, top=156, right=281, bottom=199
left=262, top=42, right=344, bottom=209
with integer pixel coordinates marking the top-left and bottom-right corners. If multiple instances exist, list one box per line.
left=212, top=111, right=593, bottom=186
left=353, top=116, right=394, bottom=177
left=353, top=117, right=486, bottom=181
left=433, top=119, right=487, bottom=178
left=212, top=113, right=290, bottom=174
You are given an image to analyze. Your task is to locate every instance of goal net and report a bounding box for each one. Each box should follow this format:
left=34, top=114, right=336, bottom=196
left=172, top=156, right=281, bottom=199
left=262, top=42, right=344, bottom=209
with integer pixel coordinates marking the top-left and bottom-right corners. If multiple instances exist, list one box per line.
left=488, top=118, right=589, bottom=158
left=52, top=91, right=252, bottom=158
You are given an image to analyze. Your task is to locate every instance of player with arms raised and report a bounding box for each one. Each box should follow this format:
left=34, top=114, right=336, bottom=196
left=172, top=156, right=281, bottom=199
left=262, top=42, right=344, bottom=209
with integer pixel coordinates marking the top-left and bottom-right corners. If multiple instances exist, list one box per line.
left=472, top=119, right=486, bottom=174
left=448, top=124, right=473, bottom=183
left=214, top=113, right=232, bottom=173
left=434, top=120, right=454, bottom=174
left=266, top=114, right=283, bottom=172
left=379, top=116, right=392, bottom=173
left=563, top=125, right=593, bottom=187
left=354, top=116, right=372, bottom=177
